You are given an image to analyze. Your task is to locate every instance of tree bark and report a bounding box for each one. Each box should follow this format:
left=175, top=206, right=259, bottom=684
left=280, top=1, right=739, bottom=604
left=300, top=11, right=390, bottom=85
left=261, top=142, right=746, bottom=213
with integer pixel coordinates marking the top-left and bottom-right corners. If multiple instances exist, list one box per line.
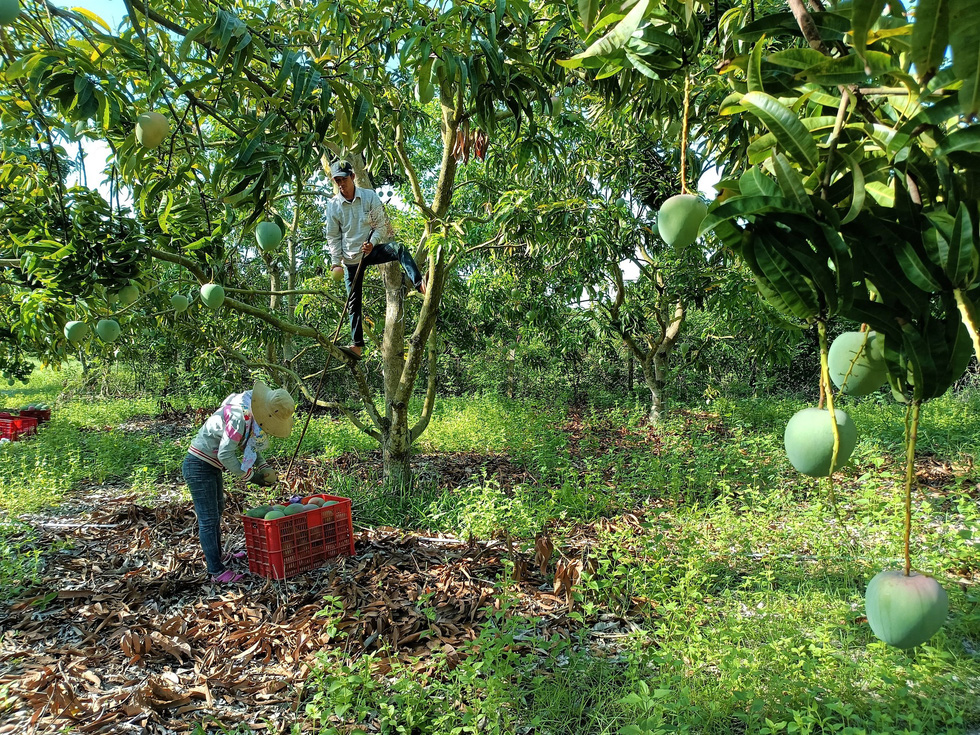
left=380, top=260, right=412, bottom=486
left=283, top=183, right=301, bottom=382
left=267, top=262, right=280, bottom=364
left=650, top=351, right=666, bottom=424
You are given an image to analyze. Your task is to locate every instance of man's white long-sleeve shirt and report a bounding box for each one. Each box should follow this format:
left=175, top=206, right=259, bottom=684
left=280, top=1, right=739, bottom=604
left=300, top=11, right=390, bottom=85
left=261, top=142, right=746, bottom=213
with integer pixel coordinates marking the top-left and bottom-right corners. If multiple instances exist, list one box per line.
left=325, top=186, right=386, bottom=266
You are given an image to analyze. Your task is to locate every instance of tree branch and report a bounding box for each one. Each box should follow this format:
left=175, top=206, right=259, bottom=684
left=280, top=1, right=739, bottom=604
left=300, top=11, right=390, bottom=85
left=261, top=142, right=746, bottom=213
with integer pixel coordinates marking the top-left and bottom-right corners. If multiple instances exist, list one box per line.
left=410, top=325, right=439, bottom=442
left=787, top=0, right=880, bottom=126
left=122, top=0, right=243, bottom=136
left=788, top=0, right=829, bottom=54
left=395, top=116, right=437, bottom=220
left=395, top=242, right=444, bottom=405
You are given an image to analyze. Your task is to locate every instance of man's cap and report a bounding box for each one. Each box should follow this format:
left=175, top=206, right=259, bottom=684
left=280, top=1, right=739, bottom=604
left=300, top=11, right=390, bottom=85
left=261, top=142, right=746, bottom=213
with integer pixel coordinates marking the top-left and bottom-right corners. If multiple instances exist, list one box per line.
left=330, top=160, right=354, bottom=179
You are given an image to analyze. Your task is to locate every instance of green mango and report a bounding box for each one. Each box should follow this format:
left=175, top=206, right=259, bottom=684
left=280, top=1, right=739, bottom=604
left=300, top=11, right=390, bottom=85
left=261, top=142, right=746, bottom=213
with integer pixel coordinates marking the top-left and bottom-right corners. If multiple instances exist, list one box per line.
left=255, top=222, right=283, bottom=252
left=245, top=505, right=273, bottom=518
left=865, top=570, right=948, bottom=649
left=657, top=194, right=707, bottom=249
left=201, top=283, right=225, bottom=309
left=784, top=407, right=857, bottom=477
left=829, top=331, right=887, bottom=396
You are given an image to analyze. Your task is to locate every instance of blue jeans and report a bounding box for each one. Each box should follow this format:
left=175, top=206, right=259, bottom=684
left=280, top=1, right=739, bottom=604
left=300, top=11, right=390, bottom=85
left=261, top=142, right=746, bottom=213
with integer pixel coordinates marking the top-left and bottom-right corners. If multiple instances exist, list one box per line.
left=345, top=242, right=423, bottom=347
left=182, top=454, right=226, bottom=575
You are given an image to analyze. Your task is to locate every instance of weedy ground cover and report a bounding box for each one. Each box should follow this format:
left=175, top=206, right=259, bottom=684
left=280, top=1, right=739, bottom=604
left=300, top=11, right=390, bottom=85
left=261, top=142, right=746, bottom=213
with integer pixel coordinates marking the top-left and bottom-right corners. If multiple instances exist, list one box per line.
left=1, top=369, right=978, bottom=734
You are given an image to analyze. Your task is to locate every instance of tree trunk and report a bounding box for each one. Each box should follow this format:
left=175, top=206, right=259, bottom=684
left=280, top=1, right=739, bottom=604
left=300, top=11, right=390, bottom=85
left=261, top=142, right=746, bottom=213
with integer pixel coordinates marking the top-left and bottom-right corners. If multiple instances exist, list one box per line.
left=627, top=349, right=634, bottom=392
left=267, top=263, right=280, bottom=364
left=640, top=353, right=667, bottom=426
left=382, top=402, right=413, bottom=489
left=507, top=345, right=516, bottom=398
left=651, top=350, right=667, bottom=424
left=380, top=260, right=412, bottom=486
left=283, top=227, right=296, bottom=371
left=283, top=183, right=301, bottom=387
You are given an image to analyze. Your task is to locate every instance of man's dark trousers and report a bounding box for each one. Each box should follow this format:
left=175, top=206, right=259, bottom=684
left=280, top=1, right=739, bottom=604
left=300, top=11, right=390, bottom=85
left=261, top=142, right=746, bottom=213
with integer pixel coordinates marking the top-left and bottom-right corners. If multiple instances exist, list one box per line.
left=344, top=242, right=423, bottom=348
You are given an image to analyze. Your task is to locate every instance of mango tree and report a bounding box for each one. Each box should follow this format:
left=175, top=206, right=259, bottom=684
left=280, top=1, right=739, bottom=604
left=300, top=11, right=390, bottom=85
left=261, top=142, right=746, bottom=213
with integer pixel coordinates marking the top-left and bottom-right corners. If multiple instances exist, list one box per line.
left=0, top=0, right=566, bottom=485
left=560, top=0, right=979, bottom=647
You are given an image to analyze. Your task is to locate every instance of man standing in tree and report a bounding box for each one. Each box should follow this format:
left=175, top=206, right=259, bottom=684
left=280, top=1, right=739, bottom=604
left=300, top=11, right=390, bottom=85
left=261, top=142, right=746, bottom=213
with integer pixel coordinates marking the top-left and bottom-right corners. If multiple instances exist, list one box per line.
left=326, top=161, right=426, bottom=359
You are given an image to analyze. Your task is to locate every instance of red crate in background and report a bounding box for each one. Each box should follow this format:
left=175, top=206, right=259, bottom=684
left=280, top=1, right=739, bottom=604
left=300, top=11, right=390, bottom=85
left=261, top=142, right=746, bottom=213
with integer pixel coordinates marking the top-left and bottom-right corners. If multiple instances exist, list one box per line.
left=242, top=494, right=354, bottom=580
left=19, top=408, right=51, bottom=423
left=0, top=415, right=38, bottom=441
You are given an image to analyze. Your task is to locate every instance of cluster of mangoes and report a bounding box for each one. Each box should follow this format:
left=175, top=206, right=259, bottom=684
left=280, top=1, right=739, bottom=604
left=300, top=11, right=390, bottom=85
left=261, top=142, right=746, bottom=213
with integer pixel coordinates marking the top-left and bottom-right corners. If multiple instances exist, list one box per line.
left=783, top=331, right=949, bottom=650
left=244, top=496, right=337, bottom=521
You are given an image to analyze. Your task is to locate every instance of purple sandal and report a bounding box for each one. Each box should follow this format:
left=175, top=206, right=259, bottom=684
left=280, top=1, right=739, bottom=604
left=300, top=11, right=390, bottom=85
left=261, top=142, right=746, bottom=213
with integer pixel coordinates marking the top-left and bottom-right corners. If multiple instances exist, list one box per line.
left=221, top=549, right=247, bottom=564
left=211, top=569, right=246, bottom=584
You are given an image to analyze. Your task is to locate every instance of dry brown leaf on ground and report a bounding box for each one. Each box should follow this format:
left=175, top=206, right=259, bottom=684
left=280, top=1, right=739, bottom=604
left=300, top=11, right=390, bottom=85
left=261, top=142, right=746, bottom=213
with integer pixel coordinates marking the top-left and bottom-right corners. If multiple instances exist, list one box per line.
left=535, top=533, right=554, bottom=574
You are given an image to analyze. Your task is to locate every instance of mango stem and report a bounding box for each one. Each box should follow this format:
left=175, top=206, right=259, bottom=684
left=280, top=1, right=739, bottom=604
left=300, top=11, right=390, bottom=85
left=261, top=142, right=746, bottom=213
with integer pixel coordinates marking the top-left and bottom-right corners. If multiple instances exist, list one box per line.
left=954, top=288, right=980, bottom=364
left=680, top=72, right=690, bottom=196
left=903, top=400, right=921, bottom=577
left=817, top=321, right=842, bottom=483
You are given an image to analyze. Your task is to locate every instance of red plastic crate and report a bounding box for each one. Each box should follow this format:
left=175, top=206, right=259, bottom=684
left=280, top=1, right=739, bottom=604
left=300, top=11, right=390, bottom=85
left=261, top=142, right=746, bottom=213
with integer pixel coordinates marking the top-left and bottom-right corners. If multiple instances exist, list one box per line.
left=0, top=416, right=38, bottom=441
left=242, top=494, right=354, bottom=580
left=19, top=408, right=51, bottom=423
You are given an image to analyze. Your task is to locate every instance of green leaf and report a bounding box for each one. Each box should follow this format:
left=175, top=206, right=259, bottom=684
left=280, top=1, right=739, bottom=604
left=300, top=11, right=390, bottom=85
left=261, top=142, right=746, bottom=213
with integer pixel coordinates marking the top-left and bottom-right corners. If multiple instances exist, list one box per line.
left=157, top=191, right=174, bottom=234
left=418, top=54, right=435, bottom=105
left=897, top=240, right=944, bottom=291
left=950, top=0, right=980, bottom=119
left=747, top=36, right=765, bottom=93
left=936, top=125, right=980, bottom=156
left=911, top=0, right=950, bottom=80
left=846, top=299, right=903, bottom=342
left=739, top=167, right=779, bottom=198
left=69, top=6, right=111, bottom=32
left=747, top=116, right=837, bottom=164
left=771, top=153, right=814, bottom=213
left=185, top=236, right=211, bottom=252
left=942, top=313, right=974, bottom=394
left=767, top=48, right=829, bottom=71
left=740, top=11, right=851, bottom=42
left=850, top=0, right=887, bottom=64
left=563, top=0, right=649, bottom=66
left=839, top=152, right=866, bottom=225
left=274, top=50, right=298, bottom=91
left=578, top=0, right=600, bottom=34
left=351, top=94, right=371, bottom=130
left=864, top=181, right=895, bottom=207
left=700, top=195, right=804, bottom=235
left=947, top=204, right=977, bottom=286
left=222, top=174, right=261, bottom=204
left=804, top=51, right=897, bottom=85
left=748, top=231, right=821, bottom=319
left=741, top=91, right=819, bottom=168
left=902, top=321, right=942, bottom=401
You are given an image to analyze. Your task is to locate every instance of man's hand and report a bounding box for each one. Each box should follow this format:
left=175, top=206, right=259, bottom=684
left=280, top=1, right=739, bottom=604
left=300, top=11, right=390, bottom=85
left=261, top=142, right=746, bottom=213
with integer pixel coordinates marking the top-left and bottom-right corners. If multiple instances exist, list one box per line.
left=361, top=241, right=373, bottom=255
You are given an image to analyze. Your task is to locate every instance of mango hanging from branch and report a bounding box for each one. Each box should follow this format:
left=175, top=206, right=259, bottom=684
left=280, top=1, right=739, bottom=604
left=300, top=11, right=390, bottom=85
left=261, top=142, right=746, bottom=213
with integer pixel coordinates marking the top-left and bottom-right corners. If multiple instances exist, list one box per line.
left=657, top=194, right=707, bottom=249
left=136, top=112, right=169, bottom=149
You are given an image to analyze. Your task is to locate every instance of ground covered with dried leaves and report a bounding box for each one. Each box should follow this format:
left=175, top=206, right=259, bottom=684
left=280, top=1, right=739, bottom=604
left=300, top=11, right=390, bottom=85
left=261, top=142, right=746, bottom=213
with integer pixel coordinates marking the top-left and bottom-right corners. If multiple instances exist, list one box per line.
left=2, top=394, right=979, bottom=735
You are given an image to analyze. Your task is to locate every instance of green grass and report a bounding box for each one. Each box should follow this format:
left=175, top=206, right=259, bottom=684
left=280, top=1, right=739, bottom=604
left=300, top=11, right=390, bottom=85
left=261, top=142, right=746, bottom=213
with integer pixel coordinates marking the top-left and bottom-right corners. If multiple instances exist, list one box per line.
left=6, top=367, right=980, bottom=734
left=0, top=521, right=45, bottom=602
